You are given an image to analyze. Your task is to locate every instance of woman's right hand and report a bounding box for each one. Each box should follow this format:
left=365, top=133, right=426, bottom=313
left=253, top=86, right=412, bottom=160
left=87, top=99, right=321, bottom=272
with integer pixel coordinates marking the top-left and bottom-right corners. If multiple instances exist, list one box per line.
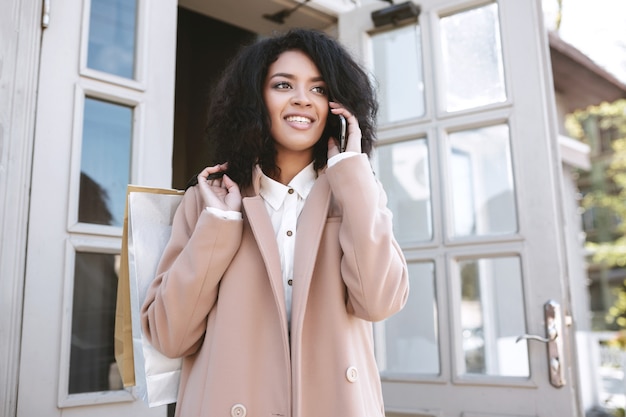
left=197, top=164, right=242, bottom=212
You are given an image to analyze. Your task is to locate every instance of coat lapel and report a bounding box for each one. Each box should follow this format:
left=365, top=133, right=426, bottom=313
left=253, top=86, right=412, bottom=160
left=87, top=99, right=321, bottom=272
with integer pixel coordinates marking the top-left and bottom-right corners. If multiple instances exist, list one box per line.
left=291, top=173, right=332, bottom=331
left=242, top=195, right=288, bottom=328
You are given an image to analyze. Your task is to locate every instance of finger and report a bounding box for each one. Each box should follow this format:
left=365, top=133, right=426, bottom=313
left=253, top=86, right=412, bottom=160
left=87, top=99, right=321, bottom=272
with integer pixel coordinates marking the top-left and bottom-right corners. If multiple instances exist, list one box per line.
left=329, top=101, right=351, bottom=114
left=330, top=106, right=359, bottom=131
left=200, top=164, right=228, bottom=179
left=221, top=175, right=242, bottom=212
left=221, top=174, right=240, bottom=193
left=329, top=101, right=344, bottom=110
left=331, top=107, right=357, bottom=124
left=197, top=170, right=211, bottom=187
left=198, top=173, right=219, bottom=190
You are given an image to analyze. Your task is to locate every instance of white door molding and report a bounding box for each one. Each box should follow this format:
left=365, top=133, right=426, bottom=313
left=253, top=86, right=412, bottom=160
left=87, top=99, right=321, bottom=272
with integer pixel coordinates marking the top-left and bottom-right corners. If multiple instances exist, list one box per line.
left=0, top=0, right=42, bottom=415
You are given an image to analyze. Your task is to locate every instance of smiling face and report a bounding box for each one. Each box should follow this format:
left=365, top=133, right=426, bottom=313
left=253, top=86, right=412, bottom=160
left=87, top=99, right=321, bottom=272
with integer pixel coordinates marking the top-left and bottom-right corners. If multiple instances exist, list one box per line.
left=263, top=50, right=329, bottom=168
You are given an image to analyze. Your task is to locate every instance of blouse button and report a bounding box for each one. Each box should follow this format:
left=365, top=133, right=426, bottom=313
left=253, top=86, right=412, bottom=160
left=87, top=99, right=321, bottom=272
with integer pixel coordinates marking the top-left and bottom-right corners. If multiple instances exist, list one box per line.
left=231, top=403, right=247, bottom=417
left=288, top=188, right=294, bottom=194
left=286, top=230, right=293, bottom=237
left=288, top=279, right=293, bottom=286
left=346, top=366, right=358, bottom=383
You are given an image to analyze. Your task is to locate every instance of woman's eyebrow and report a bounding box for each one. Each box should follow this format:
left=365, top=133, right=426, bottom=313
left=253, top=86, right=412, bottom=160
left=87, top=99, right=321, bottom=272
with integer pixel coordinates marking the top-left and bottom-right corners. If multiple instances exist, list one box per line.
left=268, top=72, right=325, bottom=82
left=269, top=72, right=294, bottom=80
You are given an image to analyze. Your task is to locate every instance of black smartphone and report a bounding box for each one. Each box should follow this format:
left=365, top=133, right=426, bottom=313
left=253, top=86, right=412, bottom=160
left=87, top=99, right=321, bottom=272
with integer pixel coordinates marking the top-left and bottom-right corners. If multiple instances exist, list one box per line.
left=338, top=114, right=347, bottom=152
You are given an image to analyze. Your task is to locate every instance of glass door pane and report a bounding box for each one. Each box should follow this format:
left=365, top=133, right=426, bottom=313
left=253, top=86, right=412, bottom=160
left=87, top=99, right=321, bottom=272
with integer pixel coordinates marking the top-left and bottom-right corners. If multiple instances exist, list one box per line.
left=376, top=138, right=433, bottom=244
left=379, top=261, right=439, bottom=375
left=79, top=97, right=133, bottom=227
left=69, top=252, right=122, bottom=394
left=440, top=2, right=506, bottom=112
left=87, top=0, right=138, bottom=79
left=457, top=256, right=528, bottom=377
left=447, top=123, right=517, bottom=238
left=371, top=24, right=425, bottom=124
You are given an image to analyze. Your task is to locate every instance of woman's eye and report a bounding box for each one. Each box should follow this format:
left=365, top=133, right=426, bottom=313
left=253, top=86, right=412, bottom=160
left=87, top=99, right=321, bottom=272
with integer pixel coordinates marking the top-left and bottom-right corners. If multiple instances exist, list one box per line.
left=311, top=86, right=327, bottom=95
left=274, top=81, right=291, bottom=89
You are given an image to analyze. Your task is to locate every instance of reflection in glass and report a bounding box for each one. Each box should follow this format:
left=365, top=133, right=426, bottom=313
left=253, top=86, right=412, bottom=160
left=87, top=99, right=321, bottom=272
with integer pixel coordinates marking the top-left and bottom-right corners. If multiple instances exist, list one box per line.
left=376, top=138, right=432, bottom=243
left=69, top=252, right=122, bottom=393
left=79, top=97, right=132, bottom=227
left=440, top=3, right=506, bottom=111
left=458, top=256, right=528, bottom=377
left=448, top=124, right=517, bottom=237
left=371, top=24, right=425, bottom=123
left=382, top=262, right=439, bottom=374
left=87, top=0, right=137, bottom=78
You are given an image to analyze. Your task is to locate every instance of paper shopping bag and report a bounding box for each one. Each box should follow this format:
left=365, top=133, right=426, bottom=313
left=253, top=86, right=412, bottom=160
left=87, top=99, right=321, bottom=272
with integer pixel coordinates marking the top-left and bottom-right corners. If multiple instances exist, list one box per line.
left=115, top=185, right=184, bottom=407
left=114, top=186, right=137, bottom=388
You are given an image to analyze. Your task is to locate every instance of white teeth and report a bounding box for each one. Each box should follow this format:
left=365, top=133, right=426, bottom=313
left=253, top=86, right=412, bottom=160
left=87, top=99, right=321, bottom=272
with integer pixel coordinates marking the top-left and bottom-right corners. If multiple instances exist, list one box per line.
left=286, top=116, right=312, bottom=124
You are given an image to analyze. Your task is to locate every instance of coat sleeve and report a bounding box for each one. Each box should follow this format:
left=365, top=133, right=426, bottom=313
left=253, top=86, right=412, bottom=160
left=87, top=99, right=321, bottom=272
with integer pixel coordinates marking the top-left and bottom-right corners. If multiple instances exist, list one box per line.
left=326, top=154, right=409, bottom=322
left=141, top=186, right=243, bottom=358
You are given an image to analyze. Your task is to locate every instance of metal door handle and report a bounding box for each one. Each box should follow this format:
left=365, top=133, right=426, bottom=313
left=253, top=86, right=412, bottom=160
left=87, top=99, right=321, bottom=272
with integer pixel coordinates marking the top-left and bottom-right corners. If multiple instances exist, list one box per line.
left=516, top=325, right=558, bottom=344
left=516, top=334, right=551, bottom=343
left=515, top=300, right=566, bottom=388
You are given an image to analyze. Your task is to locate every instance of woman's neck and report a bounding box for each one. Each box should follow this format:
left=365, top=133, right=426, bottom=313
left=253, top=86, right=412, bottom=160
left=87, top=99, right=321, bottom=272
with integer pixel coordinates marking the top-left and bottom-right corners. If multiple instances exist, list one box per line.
left=273, top=152, right=313, bottom=185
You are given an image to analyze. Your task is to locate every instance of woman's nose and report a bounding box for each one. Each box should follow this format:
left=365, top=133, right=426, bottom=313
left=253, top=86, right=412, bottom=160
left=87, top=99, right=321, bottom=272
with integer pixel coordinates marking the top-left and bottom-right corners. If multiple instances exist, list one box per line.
left=290, top=88, right=312, bottom=106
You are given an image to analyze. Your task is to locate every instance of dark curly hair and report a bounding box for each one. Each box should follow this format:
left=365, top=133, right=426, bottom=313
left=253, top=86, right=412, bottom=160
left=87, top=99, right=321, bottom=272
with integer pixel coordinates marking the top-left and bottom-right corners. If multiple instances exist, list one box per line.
left=204, top=28, right=378, bottom=189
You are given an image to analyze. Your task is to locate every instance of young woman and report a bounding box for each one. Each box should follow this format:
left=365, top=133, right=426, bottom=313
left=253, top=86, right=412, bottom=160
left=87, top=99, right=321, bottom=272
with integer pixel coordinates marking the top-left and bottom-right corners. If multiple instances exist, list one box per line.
left=141, top=29, right=409, bottom=417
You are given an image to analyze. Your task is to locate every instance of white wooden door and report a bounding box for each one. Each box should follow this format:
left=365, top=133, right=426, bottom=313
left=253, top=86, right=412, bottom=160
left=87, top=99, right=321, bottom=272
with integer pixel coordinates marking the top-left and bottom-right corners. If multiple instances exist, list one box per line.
left=339, top=0, right=581, bottom=415
left=19, top=0, right=177, bottom=415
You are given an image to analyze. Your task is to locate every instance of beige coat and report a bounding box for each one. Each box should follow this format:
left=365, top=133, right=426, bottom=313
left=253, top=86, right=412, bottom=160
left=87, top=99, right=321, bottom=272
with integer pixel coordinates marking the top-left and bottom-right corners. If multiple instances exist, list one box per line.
left=142, top=155, right=409, bottom=417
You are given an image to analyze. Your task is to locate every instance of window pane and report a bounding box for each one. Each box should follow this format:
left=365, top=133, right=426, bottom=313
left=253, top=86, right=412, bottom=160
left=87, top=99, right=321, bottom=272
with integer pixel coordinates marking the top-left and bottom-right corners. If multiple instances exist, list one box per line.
left=87, top=0, right=137, bottom=79
left=448, top=124, right=517, bottom=237
left=79, top=98, right=132, bottom=227
left=376, top=138, right=432, bottom=243
left=69, top=252, right=122, bottom=393
left=440, top=3, right=506, bottom=111
left=458, top=256, right=528, bottom=377
left=371, top=24, right=425, bottom=123
left=381, top=262, right=439, bottom=374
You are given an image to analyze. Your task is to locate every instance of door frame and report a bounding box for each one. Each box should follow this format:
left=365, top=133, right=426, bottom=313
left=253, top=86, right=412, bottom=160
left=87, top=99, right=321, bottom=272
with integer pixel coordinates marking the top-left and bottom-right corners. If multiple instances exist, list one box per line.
left=0, top=0, right=42, bottom=415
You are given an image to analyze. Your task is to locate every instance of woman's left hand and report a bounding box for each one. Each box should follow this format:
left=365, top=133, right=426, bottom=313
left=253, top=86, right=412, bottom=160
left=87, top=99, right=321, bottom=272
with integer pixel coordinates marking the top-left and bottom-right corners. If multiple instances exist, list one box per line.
left=327, top=101, right=362, bottom=159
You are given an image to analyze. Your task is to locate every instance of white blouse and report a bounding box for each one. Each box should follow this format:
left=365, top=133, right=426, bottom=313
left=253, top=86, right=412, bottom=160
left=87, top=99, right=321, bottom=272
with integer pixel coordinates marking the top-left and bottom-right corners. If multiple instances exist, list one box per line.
left=259, top=162, right=316, bottom=326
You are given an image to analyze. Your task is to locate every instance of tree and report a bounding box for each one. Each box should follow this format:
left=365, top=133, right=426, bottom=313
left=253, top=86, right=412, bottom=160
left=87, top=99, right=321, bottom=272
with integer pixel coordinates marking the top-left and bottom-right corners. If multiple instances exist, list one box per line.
left=567, top=100, right=626, bottom=327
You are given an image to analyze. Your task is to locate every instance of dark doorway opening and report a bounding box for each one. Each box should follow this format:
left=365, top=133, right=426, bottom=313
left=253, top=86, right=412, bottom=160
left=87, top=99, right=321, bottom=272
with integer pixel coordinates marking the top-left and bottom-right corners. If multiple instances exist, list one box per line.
left=172, top=7, right=256, bottom=189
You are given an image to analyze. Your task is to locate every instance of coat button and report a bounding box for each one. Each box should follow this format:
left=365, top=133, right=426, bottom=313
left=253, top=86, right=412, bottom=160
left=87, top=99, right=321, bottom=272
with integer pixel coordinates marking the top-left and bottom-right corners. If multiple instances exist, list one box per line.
left=346, top=366, right=358, bottom=382
left=231, top=403, right=247, bottom=417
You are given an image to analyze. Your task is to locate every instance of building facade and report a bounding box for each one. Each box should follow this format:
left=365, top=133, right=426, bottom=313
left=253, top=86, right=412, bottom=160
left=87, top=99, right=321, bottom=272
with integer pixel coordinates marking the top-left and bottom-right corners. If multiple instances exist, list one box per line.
left=1, top=0, right=601, bottom=416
